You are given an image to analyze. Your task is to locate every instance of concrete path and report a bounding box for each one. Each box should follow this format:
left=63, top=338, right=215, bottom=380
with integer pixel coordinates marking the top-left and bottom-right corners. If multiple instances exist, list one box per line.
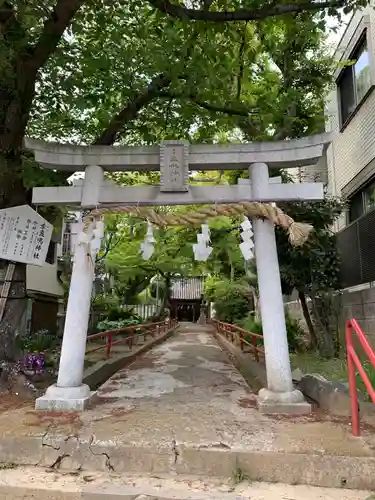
left=94, top=324, right=375, bottom=453
left=0, top=324, right=374, bottom=490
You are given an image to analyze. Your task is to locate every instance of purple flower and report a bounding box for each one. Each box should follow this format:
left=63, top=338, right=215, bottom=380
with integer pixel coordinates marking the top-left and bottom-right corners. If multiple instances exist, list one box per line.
left=23, top=353, right=45, bottom=373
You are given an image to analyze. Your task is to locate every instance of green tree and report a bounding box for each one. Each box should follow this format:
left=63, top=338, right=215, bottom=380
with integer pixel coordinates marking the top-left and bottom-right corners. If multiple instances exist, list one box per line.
left=277, top=197, right=345, bottom=357
left=205, top=276, right=253, bottom=323
left=104, top=214, right=200, bottom=319
left=0, top=0, right=344, bottom=362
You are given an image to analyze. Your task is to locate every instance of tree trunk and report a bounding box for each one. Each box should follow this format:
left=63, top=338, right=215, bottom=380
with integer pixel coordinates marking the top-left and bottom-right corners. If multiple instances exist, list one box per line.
left=0, top=153, right=31, bottom=362
left=298, top=290, right=318, bottom=348
left=228, top=251, right=234, bottom=281
left=309, top=292, right=335, bottom=358
left=0, top=0, right=89, bottom=377
left=0, top=261, right=26, bottom=361
left=248, top=284, right=260, bottom=320
left=150, top=274, right=171, bottom=322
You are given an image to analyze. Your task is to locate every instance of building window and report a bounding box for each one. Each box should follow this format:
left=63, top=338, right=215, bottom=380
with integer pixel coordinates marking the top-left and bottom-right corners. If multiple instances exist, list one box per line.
left=348, top=177, right=375, bottom=223
left=348, top=190, right=364, bottom=223
left=62, top=232, right=71, bottom=255
left=363, top=179, right=375, bottom=212
left=338, top=33, right=372, bottom=126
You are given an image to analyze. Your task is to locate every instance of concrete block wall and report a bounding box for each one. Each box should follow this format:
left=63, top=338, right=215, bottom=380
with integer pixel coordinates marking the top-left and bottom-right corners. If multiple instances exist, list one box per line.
left=285, top=299, right=310, bottom=332
left=285, top=287, right=375, bottom=352
left=340, top=287, right=375, bottom=335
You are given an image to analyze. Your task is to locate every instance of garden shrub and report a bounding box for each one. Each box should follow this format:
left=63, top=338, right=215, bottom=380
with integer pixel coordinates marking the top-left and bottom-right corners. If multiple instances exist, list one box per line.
left=16, top=330, right=57, bottom=353
left=105, top=307, right=139, bottom=322
left=284, top=311, right=305, bottom=352
left=205, top=278, right=251, bottom=324
left=239, top=311, right=304, bottom=352
left=356, top=361, right=375, bottom=399
left=95, top=317, right=140, bottom=332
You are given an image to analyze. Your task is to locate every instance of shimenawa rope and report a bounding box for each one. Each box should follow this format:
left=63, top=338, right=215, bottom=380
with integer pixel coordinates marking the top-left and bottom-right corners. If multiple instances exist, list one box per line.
left=87, top=201, right=313, bottom=246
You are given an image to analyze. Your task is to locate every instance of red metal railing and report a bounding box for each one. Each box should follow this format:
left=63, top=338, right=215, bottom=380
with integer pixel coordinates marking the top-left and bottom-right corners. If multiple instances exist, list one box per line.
left=212, top=319, right=264, bottom=362
left=346, top=318, right=375, bottom=436
left=86, top=318, right=178, bottom=360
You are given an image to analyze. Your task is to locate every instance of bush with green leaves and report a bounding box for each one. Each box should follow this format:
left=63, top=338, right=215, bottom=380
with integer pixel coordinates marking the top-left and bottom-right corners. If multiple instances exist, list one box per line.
left=105, top=307, right=140, bottom=322
left=206, top=278, right=251, bottom=324
left=356, top=361, right=375, bottom=401
left=239, top=311, right=304, bottom=352
left=95, top=318, right=141, bottom=333
left=16, top=330, right=57, bottom=353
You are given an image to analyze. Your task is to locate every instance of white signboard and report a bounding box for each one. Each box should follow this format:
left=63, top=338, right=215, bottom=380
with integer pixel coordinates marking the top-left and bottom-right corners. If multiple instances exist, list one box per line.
left=0, top=205, right=53, bottom=266
left=160, top=141, right=189, bottom=192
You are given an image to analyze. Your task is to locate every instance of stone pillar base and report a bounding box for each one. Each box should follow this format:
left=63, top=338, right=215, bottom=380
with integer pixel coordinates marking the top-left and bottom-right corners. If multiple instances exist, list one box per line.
left=35, top=383, right=95, bottom=412
left=257, top=388, right=311, bottom=415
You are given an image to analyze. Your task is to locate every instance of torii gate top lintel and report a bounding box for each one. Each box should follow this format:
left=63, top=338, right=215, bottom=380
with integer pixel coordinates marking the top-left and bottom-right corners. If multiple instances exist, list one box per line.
left=24, top=132, right=331, bottom=172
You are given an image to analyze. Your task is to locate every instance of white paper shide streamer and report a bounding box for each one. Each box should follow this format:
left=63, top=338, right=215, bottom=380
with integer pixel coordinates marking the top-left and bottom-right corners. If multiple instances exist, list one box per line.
left=77, top=218, right=105, bottom=267
left=193, top=223, right=213, bottom=262
left=140, top=221, right=156, bottom=260
left=239, top=216, right=254, bottom=261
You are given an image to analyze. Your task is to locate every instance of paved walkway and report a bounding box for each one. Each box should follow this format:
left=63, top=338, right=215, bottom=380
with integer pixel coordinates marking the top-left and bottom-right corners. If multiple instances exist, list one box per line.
left=0, top=324, right=374, bottom=490
left=93, top=324, right=375, bottom=453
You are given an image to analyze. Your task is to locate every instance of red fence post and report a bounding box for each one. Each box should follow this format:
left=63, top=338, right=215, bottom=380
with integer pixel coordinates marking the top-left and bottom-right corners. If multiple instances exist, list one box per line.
left=240, top=334, right=244, bottom=351
left=129, top=327, right=134, bottom=349
left=346, top=320, right=360, bottom=436
left=252, top=335, right=259, bottom=362
left=106, top=333, right=112, bottom=359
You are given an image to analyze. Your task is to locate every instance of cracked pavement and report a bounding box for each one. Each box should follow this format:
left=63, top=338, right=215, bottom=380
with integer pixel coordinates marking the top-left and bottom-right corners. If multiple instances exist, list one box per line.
left=0, top=324, right=373, bottom=489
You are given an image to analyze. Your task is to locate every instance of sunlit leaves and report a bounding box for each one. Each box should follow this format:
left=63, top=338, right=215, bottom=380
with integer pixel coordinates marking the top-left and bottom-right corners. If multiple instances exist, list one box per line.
left=24, top=1, right=335, bottom=147
left=276, top=197, right=345, bottom=295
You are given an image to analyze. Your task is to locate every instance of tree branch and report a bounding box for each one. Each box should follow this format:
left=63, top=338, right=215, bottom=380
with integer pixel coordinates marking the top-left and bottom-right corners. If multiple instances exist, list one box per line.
left=158, top=91, right=258, bottom=117
left=237, top=23, right=248, bottom=100
left=96, top=231, right=122, bottom=263
left=0, top=1, right=21, bottom=39
left=25, top=0, right=85, bottom=73
left=93, top=74, right=173, bottom=146
left=148, top=0, right=347, bottom=22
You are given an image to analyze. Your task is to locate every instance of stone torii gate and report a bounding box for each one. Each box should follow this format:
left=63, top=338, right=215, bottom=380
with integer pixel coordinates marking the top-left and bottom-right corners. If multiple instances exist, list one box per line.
left=26, top=134, right=331, bottom=414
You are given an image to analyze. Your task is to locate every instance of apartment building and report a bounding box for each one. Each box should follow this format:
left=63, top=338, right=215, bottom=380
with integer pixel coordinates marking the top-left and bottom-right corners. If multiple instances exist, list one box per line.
left=325, top=6, right=375, bottom=333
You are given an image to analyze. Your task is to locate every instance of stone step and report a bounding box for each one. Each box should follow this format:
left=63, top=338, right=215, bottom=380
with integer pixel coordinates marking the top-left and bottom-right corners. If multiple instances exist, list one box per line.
left=0, top=467, right=371, bottom=500
left=2, top=437, right=375, bottom=491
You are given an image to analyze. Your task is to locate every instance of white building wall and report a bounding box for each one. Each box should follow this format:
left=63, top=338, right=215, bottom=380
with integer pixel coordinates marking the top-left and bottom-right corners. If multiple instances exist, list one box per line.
left=26, top=263, right=64, bottom=297
left=326, top=7, right=375, bottom=230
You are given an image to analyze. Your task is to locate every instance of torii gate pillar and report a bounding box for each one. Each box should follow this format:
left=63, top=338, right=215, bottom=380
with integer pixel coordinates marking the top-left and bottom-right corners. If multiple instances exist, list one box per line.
left=250, top=163, right=309, bottom=414
left=35, top=165, right=103, bottom=411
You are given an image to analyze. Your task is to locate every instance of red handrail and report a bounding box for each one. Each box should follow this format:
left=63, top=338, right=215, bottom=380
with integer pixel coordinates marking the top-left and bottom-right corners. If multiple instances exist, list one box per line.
left=212, top=319, right=264, bottom=362
left=86, top=318, right=178, bottom=360
left=346, top=318, right=375, bottom=436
